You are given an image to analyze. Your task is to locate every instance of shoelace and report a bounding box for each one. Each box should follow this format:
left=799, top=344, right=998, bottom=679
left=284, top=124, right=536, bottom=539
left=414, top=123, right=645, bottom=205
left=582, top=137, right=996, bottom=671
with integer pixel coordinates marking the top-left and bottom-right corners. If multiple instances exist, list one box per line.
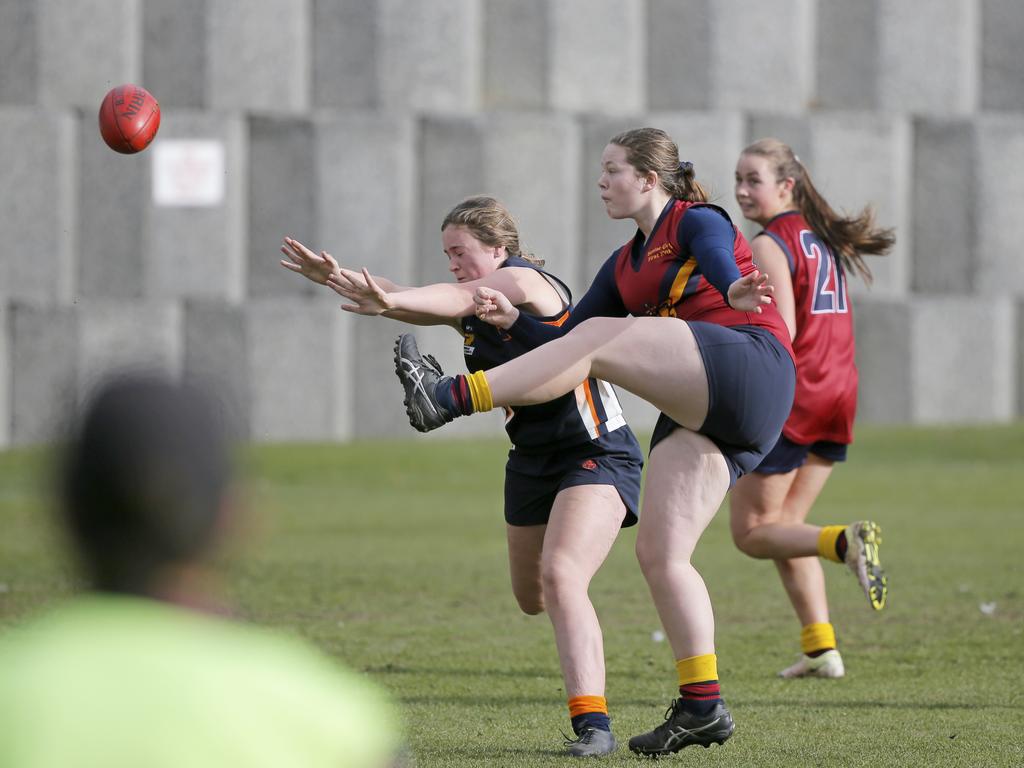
left=561, top=727, right=597, bottom=746
left=421, top=353, right=444, bottom=376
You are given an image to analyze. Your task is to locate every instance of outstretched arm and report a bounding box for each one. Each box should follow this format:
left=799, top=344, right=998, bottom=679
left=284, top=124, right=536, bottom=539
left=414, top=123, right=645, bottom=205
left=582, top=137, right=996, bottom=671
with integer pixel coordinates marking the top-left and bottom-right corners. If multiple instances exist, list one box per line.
left=328, top=266, right=554, bottom=325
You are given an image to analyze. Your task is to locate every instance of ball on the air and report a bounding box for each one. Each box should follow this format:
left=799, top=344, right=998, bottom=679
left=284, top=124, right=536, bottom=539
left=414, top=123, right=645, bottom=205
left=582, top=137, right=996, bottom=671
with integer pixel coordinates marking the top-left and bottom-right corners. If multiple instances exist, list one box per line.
left=98, top=84, right=161, bottom=154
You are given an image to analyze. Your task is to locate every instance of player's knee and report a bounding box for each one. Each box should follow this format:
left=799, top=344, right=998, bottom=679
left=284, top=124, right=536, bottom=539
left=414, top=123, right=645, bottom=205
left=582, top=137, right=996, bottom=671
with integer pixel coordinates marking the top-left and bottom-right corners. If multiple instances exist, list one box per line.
left=512, top=585, right=545, bottom=615
left=540, top=555, right=581, bottom=604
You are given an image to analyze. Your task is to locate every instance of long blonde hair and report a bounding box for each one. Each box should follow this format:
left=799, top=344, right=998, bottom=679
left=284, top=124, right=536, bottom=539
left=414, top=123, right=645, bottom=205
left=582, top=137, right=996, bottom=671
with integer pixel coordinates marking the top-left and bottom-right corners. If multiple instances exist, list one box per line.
left=441, top=196, right=543, bottom=267
left=742, top=138, right=895, bottom=283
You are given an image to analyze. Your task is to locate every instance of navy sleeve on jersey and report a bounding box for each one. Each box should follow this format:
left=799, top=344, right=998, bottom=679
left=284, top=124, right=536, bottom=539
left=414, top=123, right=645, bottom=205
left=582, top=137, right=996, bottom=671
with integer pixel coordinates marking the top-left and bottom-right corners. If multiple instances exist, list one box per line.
left=678, top=206, right=741, bottom=302
left=508, top=251, right=627, bottom=345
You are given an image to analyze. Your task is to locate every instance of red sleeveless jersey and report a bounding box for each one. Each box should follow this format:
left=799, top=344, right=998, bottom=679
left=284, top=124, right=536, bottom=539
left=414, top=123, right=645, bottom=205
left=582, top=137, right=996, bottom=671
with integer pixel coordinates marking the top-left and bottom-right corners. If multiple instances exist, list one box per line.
left=612, top=200, right=794, bottom=358
left=760, top=211, right=856, bottom=444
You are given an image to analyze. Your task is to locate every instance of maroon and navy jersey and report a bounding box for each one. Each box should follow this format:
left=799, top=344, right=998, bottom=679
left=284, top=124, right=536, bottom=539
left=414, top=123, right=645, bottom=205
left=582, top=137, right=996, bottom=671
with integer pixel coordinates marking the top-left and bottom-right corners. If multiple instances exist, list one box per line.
left=759, top=211, right=856, bottom=445
left=461, top=257, right=640, bottom=459
left=610, top=200, right=791, bottom=355
left=506, top=199, right=794, bottom=360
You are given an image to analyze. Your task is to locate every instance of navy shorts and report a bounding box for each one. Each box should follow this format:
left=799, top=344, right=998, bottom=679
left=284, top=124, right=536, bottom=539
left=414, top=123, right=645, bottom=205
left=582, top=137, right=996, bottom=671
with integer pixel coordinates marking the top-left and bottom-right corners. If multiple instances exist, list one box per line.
left=755, top=433, right=849, bottom=474
left=650, top=323, right=796, bottom=486
left=504, top=437, right=643, bottom=528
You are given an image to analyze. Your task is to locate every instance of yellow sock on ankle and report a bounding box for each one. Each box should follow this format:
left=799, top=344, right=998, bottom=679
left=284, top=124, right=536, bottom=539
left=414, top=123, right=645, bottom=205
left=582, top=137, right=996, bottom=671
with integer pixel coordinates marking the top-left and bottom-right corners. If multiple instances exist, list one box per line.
left=817, top=525, right=846, bottom=563
left=465, top=370, right=493, bottom=412
left=676, top=654, right=718, bottom=687
left=800, top=622, right=837, bottom=655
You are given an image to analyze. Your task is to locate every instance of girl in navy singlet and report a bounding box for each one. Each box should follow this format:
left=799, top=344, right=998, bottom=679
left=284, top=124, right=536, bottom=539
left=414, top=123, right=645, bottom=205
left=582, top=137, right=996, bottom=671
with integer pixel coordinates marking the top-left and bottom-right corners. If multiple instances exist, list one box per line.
left=280, top=196, right=642, bottom=757
left=730, top=139, right=895, bottom=679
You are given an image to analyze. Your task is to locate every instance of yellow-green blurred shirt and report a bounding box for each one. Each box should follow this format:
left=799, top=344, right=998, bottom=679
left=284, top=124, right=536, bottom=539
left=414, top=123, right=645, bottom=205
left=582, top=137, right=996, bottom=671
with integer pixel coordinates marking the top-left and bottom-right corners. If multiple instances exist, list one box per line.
left=0, top=594, right=400, bottom=767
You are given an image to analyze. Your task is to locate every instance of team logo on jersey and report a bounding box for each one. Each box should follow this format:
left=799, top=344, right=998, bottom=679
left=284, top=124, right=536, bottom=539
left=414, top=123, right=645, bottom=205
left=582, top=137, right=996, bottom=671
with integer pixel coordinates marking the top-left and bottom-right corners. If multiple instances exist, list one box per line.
left=646, top=242, right=676, bottom=262
left=463, top=331, right=475, bottom=356
left=581, top=459, right=598, bottom=471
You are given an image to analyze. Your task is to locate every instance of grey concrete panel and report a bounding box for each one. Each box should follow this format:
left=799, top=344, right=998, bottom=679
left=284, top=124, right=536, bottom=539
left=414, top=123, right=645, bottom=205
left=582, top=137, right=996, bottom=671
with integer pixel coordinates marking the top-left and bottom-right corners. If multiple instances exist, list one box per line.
left=142, top=0, right=207, bottom=108
left=911, top=118, right=974, bottom=293
left=878, top=0, right=977, bottom=114
left=852, top=297, right=912, bottom=424
left=481, top=113, right=581, bottom=294
left=0, top=0, right=37, bottom=104
left=710, top=0, right=815, bottom=113
left=38, top=0, right=140, bottom=109
left=0, top=303, right=8, bottom=447
left=207, top=0, right=309, bottom=112
left=183, top=300, right=250, bottom=438
left=9, top=303, right=78, bottom=445
left=75, top=301, right=183, bottom=396
left=975, top=115, right=1024, bottom=296
left=77, top=107, right=148, bottom=299
left=981, top=0, right=1024, bottom=109
left=246, top=297, right=353, bottom=441
left=313, top=0, right=379, bottom=109
left=549, top=0, right=643, bottom=114
left=482, top=0, right=548, bottom=109
left=647, top=0, right=712, bottom=110
left=248, top=116, right=318, bottom=297
left=0, top=108, right=76, bottom=303
left=315, top=113, right=416, bottom=286
left=377, top=0, right=480, bottom=112
left=806, top=113, right=911, bottom=297
left=815, top=0, right=879, bottom=109
left=145, top=111, right=247, bottom=302
left=416, top=116, right=486, bottom=286
left=1018, top=299, right=1024, bottom=418
left=911, top=297, right=1015, bottom=423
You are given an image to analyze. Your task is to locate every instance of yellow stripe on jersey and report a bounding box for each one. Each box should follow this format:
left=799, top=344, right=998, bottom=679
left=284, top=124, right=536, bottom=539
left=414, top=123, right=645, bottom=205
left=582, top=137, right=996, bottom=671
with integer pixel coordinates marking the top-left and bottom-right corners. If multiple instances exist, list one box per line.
left=663, top=261, right=698, bottom=317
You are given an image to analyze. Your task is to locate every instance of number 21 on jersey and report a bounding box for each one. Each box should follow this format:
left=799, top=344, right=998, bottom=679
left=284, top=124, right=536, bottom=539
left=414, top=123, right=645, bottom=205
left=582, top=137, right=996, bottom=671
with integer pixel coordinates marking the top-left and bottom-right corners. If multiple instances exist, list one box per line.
left=799, top=230, right=848, bottom=314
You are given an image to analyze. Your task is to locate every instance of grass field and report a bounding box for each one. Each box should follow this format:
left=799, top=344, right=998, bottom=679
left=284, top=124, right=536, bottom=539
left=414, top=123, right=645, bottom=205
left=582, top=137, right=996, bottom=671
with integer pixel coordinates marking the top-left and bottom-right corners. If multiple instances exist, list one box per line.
left=1, top=425, right=1022, bottom=766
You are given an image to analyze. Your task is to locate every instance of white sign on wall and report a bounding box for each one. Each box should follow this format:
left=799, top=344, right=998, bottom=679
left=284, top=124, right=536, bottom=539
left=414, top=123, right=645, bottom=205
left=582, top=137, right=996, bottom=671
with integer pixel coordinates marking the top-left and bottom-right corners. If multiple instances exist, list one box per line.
left=152, top=140, right=226, bottom=207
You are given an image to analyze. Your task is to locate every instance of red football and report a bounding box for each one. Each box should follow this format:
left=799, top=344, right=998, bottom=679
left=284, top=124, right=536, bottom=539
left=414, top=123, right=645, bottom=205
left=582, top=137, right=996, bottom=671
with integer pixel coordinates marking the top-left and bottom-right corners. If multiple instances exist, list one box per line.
left=98, top=84, right=161, bottom=154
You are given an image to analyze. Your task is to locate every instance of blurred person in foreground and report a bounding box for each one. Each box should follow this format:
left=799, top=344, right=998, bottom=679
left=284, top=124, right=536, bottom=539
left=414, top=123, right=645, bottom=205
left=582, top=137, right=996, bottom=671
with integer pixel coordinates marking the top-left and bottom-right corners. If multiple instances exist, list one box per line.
left=0, top=373, right=403, bottom=768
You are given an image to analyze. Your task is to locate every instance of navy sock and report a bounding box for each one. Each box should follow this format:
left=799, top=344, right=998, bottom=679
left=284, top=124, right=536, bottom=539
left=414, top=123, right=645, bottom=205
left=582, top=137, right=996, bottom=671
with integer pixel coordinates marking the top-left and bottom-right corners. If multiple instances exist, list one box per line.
left=571, top=711, right=611, bottom=734
left=433, top=375, right=473, bottom=416
left=678, top=681, right=721, bottom=716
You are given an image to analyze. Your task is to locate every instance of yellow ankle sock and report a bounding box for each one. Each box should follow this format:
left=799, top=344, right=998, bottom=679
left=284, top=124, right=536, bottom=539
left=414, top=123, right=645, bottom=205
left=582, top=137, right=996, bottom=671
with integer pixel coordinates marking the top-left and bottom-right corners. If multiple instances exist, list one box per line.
left=465, top=370, right=493, bottom=413
left=817, top=525, right=846, bottom=563
left=800, top=622, right=837, bottom=655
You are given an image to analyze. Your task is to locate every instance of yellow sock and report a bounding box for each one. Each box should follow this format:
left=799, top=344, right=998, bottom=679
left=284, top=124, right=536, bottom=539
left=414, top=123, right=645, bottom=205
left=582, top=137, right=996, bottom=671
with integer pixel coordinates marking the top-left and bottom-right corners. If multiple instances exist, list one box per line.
left=568, top=695, right=608, bottom=719
left=465, top=370, right=493, bottom=413
left=817, top=525, right=846, bottom=563
left=800, top=622, right=837, bottom=655
left=676, top=653, right=718, bottom=687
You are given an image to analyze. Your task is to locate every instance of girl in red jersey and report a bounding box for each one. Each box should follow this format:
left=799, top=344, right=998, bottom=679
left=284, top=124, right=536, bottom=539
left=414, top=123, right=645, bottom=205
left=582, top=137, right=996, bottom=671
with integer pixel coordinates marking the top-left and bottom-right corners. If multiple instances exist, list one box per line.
left=730, top=138, right=895, bottom=679
left=281, top=196, right=643, bottom=757
left=385, top=128, right=795, bottom=756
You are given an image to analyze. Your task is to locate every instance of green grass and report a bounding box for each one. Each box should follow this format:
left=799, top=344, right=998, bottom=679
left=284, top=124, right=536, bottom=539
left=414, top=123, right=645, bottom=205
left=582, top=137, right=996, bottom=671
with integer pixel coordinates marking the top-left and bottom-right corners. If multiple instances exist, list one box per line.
left=2, top=425, right=1023, bottom=766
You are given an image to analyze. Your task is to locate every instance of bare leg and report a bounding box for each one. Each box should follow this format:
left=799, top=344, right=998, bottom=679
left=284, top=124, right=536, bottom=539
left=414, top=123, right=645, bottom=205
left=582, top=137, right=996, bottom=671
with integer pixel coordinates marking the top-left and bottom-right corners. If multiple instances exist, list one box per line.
left=487, top=317, right=710, bottom=431
left=731, top=457, right=835, bottom=626
left=541, top=485, right=625, bottom=698
left=507, top=524, right=546, bottom=615
left=634, top=428, right=730, bottom=661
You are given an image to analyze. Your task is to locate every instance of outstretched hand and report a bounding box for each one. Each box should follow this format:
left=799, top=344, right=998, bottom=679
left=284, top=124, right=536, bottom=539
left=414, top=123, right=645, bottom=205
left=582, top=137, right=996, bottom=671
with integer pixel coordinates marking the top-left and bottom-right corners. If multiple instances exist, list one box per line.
left=473, top=287, right=519, bottom=329
left=279, top=237, right=342, bottom=285
left=327, top=268, right=395, bottom=315
left=727, top=270, right=775, bottom=313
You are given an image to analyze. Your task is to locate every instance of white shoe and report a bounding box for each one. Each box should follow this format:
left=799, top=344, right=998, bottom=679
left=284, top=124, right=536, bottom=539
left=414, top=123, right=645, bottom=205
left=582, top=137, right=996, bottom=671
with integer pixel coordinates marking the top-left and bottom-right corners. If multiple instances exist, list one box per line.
left=778, top=649, right=845, bottom=679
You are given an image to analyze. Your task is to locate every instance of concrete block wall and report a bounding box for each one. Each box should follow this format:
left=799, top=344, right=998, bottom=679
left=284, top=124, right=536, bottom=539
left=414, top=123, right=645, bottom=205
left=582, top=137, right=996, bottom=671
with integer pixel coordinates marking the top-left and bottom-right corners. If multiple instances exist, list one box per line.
left=1, top=0, right=1023, bottom=448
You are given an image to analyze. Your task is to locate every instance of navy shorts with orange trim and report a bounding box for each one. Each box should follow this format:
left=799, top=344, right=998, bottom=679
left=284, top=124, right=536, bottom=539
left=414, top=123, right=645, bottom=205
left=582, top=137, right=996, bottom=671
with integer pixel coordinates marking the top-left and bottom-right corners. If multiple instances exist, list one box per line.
left=504, top=429, right=643, bottom=527
left=650, top=323, right=796, bottom=485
